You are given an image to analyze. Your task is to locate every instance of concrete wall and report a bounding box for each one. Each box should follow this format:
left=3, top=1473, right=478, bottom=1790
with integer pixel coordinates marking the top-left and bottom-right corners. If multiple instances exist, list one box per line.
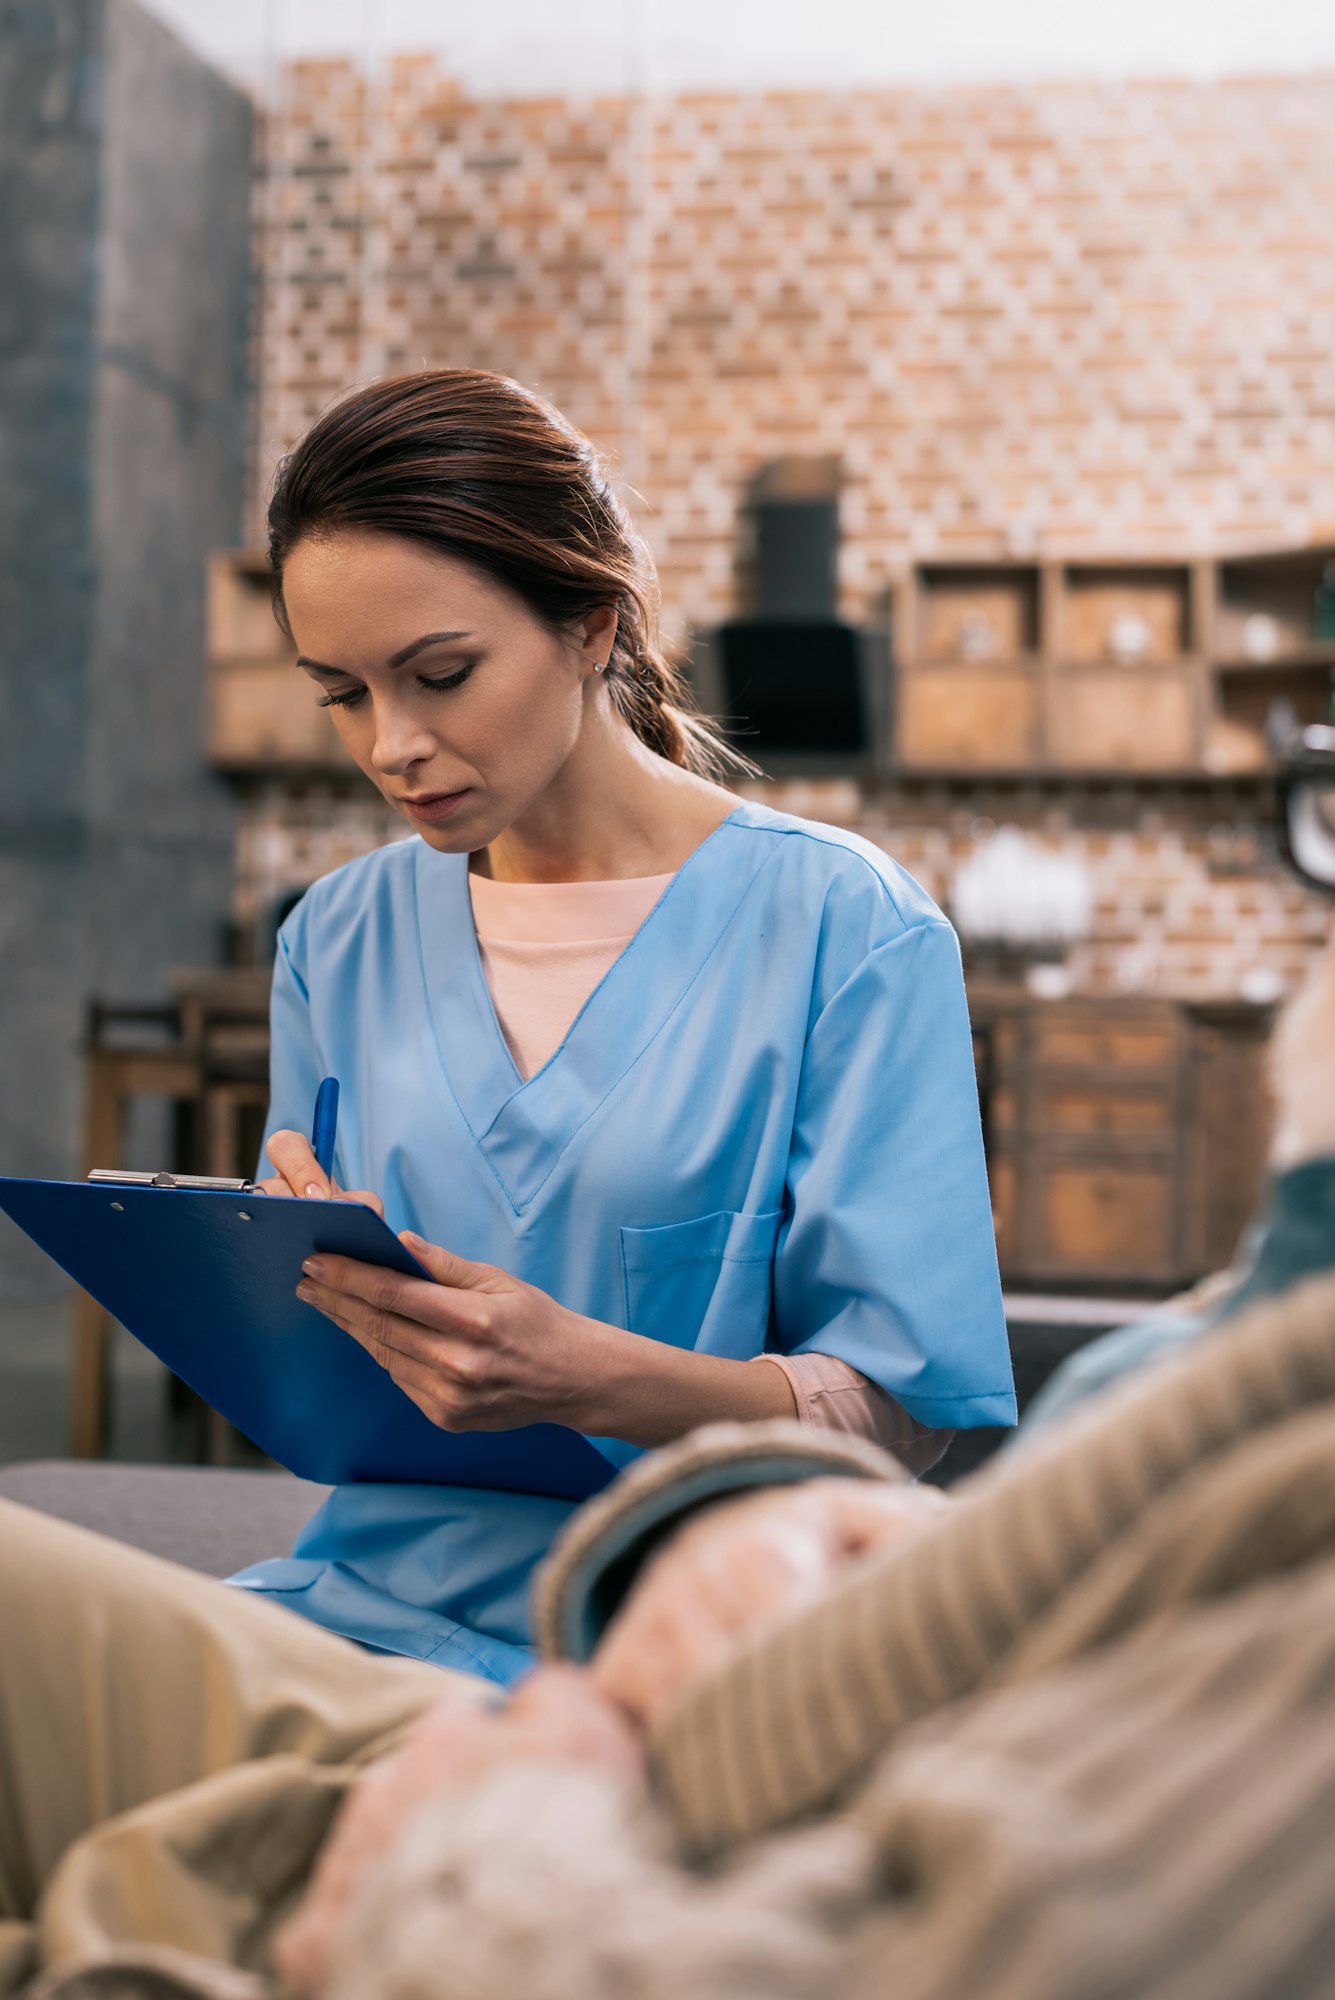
left=0, top=0, right=253, bottom=1295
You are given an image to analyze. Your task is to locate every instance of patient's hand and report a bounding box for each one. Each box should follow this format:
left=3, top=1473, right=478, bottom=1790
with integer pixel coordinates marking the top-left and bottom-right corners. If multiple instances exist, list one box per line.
left=593, top=1476, right=950, bottom=1731
left=273, top=1666, right=641, bottom=1995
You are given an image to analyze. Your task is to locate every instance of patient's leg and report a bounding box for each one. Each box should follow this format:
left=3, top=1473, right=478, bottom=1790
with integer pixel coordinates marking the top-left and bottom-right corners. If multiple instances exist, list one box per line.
left=0, top=1497, right=469, bottom=1987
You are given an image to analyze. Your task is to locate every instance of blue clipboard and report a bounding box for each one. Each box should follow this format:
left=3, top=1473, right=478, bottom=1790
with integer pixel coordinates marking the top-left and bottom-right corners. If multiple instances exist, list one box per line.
left=0, top=1175, right=618, bottom=1502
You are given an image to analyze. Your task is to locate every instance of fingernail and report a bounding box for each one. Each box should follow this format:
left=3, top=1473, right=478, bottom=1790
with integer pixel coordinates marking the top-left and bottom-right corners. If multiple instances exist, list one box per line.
left=302, top=1257, right=324, bottom=1280
left=304, top=1183, right=327, bottom=1200
left=296, top=1281, right=314, bottom=1302
left=401, top=1231, right=424, bottom=1250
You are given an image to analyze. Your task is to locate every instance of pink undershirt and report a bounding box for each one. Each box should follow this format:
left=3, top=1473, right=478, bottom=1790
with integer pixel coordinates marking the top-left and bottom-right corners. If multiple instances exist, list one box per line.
left=467, top=867, right=947, bottom=1472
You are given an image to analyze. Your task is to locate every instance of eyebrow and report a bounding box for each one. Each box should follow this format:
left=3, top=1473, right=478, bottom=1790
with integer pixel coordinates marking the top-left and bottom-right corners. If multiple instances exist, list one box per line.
left=296, top=631, right=475, bottom=676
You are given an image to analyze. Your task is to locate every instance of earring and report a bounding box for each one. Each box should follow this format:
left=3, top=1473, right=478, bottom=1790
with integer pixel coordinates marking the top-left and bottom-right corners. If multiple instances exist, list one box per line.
left=593, top=659, right=605, bottom=674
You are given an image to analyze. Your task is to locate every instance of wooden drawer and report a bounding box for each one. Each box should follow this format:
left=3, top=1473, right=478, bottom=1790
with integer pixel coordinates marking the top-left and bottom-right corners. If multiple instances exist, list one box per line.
left=1047, top=667, right=1199, bottom=771
left=1032, top=1080, right=1174, bottom=1145
left=898, top=664, right=1041, bottom=769
left=1027, top=1160, right=1179, bottom=1280
left=1029, top=1009, right=1179, bottom=1077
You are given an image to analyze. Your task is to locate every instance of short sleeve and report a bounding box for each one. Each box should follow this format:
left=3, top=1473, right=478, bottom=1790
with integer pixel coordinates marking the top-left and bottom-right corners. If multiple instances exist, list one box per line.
left=772, top=916, right=1015, bottom=1430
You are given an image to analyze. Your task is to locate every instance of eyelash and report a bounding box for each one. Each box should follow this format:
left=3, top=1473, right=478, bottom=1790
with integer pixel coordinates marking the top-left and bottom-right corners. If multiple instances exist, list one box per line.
left=318, top=665, right=475, bottom=711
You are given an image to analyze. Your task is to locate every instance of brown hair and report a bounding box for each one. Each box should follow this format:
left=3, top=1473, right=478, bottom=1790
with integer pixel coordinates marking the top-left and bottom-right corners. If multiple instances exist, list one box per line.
left=267, top=369, right=750, bottom=778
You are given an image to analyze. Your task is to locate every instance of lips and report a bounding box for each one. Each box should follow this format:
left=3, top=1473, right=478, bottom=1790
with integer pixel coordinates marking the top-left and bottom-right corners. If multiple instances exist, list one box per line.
left=398, top=790, right=470, bottom=824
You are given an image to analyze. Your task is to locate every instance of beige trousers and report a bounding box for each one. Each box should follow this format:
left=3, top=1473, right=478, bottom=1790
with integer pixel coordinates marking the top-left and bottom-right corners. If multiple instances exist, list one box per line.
left=0, top=1497, right=473, bottom=1997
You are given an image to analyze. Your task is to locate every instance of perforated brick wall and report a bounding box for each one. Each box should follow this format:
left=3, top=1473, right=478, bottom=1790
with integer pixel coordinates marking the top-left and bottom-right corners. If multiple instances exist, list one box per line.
left=245, top=59, right=1335, bottom=997
left=255, top=58, right=1335, bottom=646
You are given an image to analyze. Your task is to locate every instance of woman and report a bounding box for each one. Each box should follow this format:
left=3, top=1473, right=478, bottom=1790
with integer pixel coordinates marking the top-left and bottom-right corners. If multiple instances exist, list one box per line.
left=228, top=369, right=1014, bottom=1681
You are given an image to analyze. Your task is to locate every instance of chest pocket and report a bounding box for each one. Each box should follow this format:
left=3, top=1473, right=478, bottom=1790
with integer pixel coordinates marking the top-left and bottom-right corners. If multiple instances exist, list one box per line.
left=619, top=1208, right=784, bottom=1359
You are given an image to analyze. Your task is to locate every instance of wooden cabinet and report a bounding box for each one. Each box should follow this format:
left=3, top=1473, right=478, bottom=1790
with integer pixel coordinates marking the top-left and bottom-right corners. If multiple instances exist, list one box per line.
left=1016, top=999, right=1184, bottom=1286
left=974, top=994, right=1270, bottom=1290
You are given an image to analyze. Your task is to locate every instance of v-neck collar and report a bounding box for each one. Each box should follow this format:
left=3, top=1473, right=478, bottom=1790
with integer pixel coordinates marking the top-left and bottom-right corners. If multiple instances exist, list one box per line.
left=411, top=805, right=776, bottom=1215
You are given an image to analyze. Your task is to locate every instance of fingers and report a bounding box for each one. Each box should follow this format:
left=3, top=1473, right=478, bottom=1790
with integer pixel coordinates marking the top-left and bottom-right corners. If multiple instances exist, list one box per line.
left=263, top=1133, right=385, bottom=1216
left=265, top=1128, right=331, bottom=1200
left=302, top=1252, right=496, bottom=1335
left=400, top=1230, right=493, bottom=1289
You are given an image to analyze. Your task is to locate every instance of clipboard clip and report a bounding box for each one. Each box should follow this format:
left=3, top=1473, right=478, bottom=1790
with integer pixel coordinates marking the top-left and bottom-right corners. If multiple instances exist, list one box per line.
left=87, top=1169, right=259, bottom=1192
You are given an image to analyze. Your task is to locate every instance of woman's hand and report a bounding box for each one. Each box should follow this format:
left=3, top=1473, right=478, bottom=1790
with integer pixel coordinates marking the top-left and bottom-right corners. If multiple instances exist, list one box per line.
left=592, top=1476, right=950, bottom=1731
left=273, top=1666, right=642, bottom=1995
left=259, top=1127, right=385, bottom=1216
left=295, top=1232, right=619, bottom=1433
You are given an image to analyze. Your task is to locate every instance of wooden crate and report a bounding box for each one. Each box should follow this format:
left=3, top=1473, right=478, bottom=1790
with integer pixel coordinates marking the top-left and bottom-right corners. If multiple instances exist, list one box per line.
left=914, top=566, right=1041, bottom=662
left=1214, top=546, right=1335, bottom=662
left=1061, top=565, right=1192, bottom=663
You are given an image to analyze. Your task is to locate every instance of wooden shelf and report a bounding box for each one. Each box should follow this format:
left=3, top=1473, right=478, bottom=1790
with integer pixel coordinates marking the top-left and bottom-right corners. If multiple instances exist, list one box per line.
left=881, top=765, right=1273, bottom=789
left=888, top=541, right=1335, bottom=778
left=1213, top=646, right=1335, bottom=675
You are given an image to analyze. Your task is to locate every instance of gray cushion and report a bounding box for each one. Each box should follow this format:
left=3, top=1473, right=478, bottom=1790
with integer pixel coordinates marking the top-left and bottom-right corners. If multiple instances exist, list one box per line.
left=0, top=1461, right=331, bottom=1577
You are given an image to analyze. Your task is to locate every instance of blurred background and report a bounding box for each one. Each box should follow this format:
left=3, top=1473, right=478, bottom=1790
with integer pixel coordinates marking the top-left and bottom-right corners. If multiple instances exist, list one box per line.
left=2, top=0, right=1333, bottom=1469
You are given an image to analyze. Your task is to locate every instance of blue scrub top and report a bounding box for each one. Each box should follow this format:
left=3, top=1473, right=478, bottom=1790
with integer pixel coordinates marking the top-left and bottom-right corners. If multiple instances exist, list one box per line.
left=228, top=800, right=1015, bottom=1682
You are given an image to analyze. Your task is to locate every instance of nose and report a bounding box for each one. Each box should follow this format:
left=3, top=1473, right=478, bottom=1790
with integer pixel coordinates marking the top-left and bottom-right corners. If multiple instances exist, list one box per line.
left=369, top=696, right=438, bottom=777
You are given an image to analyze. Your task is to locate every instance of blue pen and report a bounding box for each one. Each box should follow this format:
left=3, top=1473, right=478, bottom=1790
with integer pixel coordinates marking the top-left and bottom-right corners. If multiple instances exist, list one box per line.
left=312, top=1076, right=340, bottom=1181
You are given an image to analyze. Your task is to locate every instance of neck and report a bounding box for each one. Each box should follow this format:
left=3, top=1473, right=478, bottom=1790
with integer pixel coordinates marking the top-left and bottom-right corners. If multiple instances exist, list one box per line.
left=475, top=694, right=737, bottom=884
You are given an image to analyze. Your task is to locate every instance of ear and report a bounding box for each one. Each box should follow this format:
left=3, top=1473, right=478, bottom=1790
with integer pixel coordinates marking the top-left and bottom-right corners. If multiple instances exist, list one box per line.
left=574, top=602, right=618, bottom=668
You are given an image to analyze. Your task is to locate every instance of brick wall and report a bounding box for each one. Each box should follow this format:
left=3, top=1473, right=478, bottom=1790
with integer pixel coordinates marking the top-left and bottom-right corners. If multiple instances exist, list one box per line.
left=255, top=59, right=1335, bottom=644
left=245, top=58, right=1335, bottom=999
left=232, top=774, right=1331, bottom=1003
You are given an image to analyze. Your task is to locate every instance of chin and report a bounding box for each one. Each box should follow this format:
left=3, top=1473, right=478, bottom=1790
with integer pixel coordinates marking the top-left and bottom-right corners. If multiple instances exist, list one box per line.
left=1269, top=946, right=1335, bottom=1169
left=410, top=821, right=477, bottom=854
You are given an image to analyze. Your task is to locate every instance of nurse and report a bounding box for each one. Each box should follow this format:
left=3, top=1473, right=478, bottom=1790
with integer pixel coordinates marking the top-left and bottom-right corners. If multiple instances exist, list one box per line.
left=228, top=368, right=1015, bottom=1682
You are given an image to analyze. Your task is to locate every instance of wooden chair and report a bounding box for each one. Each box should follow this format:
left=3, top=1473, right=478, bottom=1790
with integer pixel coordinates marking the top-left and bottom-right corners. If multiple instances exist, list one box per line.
left=72, top=971, right=273, bottom=1460
left=72, top=1002, right=201, bottom=1457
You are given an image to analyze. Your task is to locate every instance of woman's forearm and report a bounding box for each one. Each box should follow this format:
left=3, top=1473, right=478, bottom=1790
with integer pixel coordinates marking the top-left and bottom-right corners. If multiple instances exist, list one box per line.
left=578, top=1319, right=797, bottom=1446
